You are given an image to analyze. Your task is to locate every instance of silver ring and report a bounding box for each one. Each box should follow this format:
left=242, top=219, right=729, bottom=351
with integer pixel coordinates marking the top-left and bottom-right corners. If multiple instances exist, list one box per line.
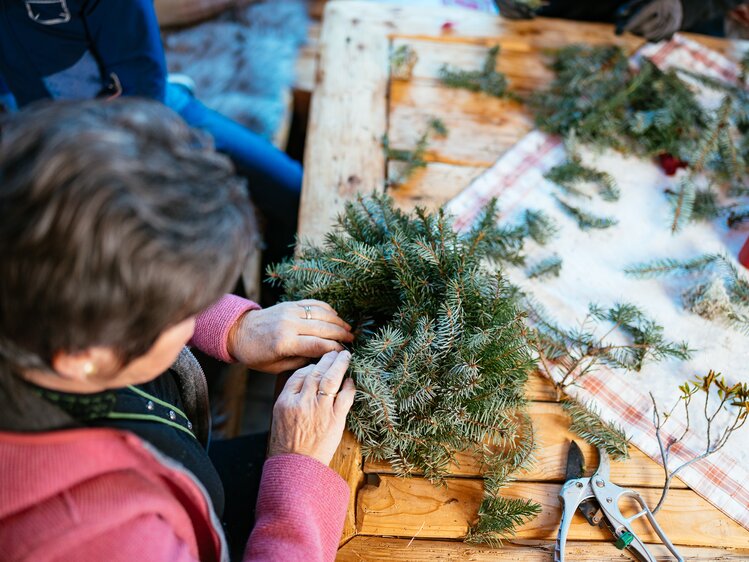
left=303, top=305, right=312, bottom=320
left=317, top=390, right=336, bottom=397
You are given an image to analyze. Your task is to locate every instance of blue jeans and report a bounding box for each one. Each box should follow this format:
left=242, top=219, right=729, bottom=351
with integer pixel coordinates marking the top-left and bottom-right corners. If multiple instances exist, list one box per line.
left=166, top=83, right=302, bottom=262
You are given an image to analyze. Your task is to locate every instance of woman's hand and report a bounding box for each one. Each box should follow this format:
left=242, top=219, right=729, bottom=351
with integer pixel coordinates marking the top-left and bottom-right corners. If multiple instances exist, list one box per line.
left=268, top=350, right=356, bottom=466
left=227, top=300, right=354, bottom=374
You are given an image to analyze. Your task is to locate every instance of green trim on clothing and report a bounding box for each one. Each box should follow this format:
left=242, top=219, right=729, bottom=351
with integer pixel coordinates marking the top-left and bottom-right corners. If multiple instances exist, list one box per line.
left=104, top=412, right=195, bottom=438
left=126, top=384, right=188, bottom=420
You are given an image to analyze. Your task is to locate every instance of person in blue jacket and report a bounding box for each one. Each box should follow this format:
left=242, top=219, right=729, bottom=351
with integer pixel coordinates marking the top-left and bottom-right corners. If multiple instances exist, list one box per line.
left=0, top=0, right=301, bottom=266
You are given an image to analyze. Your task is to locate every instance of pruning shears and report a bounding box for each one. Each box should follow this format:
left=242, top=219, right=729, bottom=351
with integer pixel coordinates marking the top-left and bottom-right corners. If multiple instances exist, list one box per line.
left=555, top=441, right=683, bottom=562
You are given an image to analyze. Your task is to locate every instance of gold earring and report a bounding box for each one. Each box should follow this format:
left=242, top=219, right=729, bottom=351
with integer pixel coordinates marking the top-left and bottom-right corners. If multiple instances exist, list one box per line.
left=83, top=362, right=96, bottom=378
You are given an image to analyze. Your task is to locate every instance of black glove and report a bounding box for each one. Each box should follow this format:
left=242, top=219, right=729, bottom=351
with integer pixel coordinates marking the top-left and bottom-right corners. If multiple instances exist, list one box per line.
left=494, top=0, right=537, bottom=20
left=615, top=0, right=683, bottom=42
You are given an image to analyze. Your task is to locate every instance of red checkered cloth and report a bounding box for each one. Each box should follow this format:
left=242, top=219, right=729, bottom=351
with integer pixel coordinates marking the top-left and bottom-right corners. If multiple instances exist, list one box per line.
left=446, top=35, right=749, bottom=532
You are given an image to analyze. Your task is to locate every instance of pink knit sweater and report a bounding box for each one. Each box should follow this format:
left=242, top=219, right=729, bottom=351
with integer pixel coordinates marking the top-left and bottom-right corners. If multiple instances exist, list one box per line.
left=0, top=294, right=350, bottom=562
left=191, top=293, right=261, bottom=362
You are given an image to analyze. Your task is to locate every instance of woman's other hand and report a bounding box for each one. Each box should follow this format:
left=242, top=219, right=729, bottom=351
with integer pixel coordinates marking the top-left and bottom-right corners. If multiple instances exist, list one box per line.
left=268, top=350, right=356, bottom=466
left=227, top=300, right=354, bottom=374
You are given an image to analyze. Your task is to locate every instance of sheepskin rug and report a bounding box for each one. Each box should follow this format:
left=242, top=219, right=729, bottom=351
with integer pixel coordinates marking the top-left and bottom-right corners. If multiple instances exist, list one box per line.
left=162, top=0, right=308, bottom=140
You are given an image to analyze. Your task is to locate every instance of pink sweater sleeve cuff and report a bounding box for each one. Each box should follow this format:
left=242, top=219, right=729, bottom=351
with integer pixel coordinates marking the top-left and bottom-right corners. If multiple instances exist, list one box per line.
left=190, top=294, right=260, bottom=362
left=245, top=454, right=349, bottom=562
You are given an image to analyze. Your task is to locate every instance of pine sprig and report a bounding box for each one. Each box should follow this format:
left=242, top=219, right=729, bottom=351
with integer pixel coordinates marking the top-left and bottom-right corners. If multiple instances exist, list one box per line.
left=464, top=204, right=560, bottom=267
left=624, top=253, right=720, bottom=278
left=466, top=496, right=542, bottom=547
left=390, top=44, right=418, bottom=81
left=545, top=158, right=619, bottom=202
left=439, top=46, right=512, bottom=99
left=669, top=176, right=697, bottom=232
left=589, top=302, right=693, bottom=371
left=625, top=253, right=749, bottom=334
left=527, top=297, right=692, bottom=395
left=526, top=255, right=562, bottom=279
left=553, top=195, right=618, bottom=231
left=665, top=185, right=725, bottom=224
left=523, top=209, right=559, bottom=245
left=383, top=118, right=448, bottom=186
left=269, top=193, right=538, bottom=542
left=562, top=399, right=630, bottom=461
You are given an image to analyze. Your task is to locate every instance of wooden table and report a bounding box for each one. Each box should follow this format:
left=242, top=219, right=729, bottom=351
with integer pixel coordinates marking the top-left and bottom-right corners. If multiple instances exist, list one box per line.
left=297, top=2, right=749, bottom=559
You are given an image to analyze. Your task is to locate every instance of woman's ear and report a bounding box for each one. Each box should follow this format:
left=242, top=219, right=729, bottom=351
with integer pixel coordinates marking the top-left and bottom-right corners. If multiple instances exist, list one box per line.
left=51, top=347, right=120, bottom=383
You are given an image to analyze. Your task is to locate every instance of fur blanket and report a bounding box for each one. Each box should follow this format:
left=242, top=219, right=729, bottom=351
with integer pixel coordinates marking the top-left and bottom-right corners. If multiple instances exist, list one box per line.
left=162, top=0, right=308, bottom=140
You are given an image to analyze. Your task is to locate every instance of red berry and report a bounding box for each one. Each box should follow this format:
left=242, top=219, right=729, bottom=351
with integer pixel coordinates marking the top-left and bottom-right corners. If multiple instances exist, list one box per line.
left=739, top=236, right=749, bottom=270
left=658, top=153, right=689, bottom=176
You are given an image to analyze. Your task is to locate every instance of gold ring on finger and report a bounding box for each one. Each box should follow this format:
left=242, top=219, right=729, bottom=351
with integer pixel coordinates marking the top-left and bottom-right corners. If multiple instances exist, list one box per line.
left=303, top=305, right=312, bottom=320
left=317, top=390, right=337, bottom=397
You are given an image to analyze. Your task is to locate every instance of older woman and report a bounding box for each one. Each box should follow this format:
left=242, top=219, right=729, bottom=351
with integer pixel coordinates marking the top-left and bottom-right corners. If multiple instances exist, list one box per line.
left=0, top=99, right=355, bottom=562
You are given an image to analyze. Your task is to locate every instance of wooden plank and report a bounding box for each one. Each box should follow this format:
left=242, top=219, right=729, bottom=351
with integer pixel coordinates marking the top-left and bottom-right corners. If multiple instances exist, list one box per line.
left=387, top=161, right=486, bottom=211
left=364, top=401, right=687, bottom=489
left=330, top=430, right=364, bottom=545
left=388, top=81, right=532, bottom=167
left=526, top=371, right=558, bottom=402
left=308, top=0, right=327, bottom=22
left=337, top=536, right=749, bottom=561
left=392, top=37, right=555, bottom=91
left=295, top=21, right=320, bottom=93
left=298, top=2, right=390, bottom=246
left=386, top=12, right=646, bottom=52
left=356, top=475, right=748, bottom=547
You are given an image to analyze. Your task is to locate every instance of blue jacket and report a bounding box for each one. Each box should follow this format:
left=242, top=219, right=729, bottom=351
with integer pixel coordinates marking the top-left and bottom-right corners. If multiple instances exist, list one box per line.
left=0, top=0, right=166, bottom=107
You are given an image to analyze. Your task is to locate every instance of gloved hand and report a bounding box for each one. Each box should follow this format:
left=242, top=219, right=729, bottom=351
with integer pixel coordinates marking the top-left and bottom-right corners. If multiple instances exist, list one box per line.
left=494, top=0, right=537, bottom=20
left=615, top=0, right=683, bottom=42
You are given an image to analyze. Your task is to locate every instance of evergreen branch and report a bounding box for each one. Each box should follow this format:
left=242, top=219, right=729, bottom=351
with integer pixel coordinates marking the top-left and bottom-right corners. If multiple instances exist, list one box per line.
left=664, top=185, right=726, bottom=224
left=527, top=297, right=691, bottom=392
left=390, top=44, right=418, bottom=81
left=624, top=253, right=720, bottom=278
left=669, top=175, right=697, bottom=233
left=439, top=46, right=512, bottom=99
left=384, top=118, right=449, bottom=186
left=526, top=255, right=562, bottom=279
left=466, top=496, right=542, bottom=546
left=553, top=195, right=618, bottom=231
left=625, top=253, right=749, bottom=334
left=545, top=158, right=620, bottom=202
left=522, top=209, right=559, bottom=245
left=562, top=399, right=630, bottom=461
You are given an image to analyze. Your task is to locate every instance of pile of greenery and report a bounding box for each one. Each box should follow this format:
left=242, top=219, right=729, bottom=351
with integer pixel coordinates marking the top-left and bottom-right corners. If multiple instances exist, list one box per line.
left=530, top=45, right=749, bottom=232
